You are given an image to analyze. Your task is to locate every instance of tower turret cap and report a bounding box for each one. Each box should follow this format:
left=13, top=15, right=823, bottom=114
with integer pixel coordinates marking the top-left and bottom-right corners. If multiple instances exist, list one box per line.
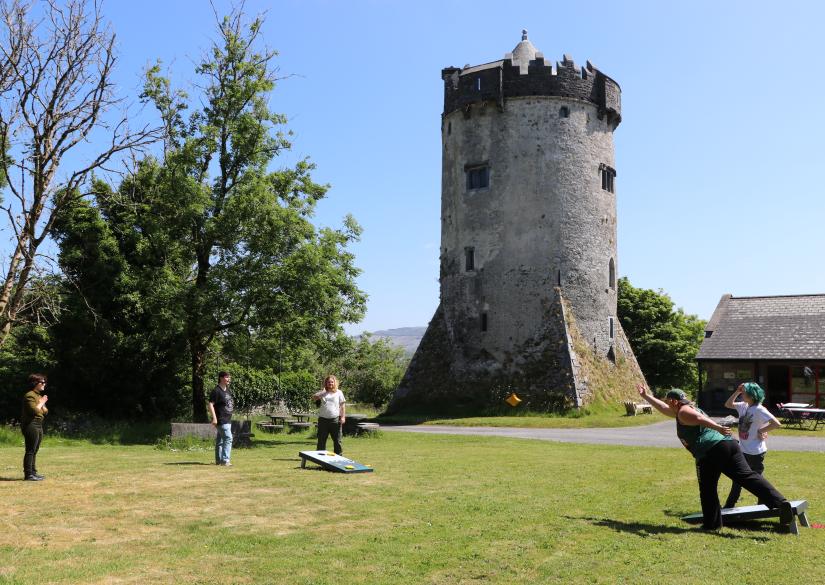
left=508, top=29, right=540, bottom=74
left=511, top=29, right=539, bottom=64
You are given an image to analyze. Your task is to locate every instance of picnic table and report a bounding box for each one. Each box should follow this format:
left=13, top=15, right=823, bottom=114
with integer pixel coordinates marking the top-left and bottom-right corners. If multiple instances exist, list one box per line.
left=291, top=412, right=313, bottom=423
left=268, top=414, right=289, bottom=426
left=782, top=407, right=825, bottom=430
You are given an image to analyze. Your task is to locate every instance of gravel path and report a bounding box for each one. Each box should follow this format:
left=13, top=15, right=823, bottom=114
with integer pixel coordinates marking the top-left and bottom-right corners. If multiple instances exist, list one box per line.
left=382, top=420, right=825, bottom=453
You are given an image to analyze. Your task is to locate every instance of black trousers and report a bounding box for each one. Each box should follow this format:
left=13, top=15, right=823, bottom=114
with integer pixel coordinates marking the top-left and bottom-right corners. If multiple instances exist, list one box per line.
left=22, top=421, right=43, bottom=477
left=316, top=417, right=343, bottom=455
left=697, top=440, right=785, bottom=529
left=723, top=451, right=766, bottom=509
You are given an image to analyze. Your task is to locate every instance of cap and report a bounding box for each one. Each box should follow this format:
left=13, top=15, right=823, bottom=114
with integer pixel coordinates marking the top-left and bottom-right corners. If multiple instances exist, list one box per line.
left=665, top=389, right=687, bottom=401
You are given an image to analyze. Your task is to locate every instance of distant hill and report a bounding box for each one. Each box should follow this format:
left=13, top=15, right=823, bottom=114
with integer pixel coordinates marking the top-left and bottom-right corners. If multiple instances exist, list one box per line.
left=359, top=326, right=425, bottom=356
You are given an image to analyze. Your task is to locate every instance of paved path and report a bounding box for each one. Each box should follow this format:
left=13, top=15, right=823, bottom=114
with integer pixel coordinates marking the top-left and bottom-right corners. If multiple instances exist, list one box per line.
left=382, top=421, right=825, bottom=453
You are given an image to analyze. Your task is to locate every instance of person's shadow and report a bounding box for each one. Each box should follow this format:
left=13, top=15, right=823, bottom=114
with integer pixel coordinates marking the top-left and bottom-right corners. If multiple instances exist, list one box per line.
left=566, top=515, right=771, bottom=541
left=0, top=477, right=23, bottom=481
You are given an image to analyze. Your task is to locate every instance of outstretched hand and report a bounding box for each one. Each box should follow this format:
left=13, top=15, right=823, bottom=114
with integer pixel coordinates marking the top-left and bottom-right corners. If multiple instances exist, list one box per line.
left=636, top=383, right=648, bottom=398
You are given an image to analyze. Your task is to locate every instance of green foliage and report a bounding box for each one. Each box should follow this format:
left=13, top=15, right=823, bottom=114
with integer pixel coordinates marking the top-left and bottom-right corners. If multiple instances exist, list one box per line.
left=49, top=9, right=365, bottom=422
left=0, top=322, right=55, bottom=422
left=330, top=334, right=409, bottom=407
left=617, top=276, right=706, bottom=393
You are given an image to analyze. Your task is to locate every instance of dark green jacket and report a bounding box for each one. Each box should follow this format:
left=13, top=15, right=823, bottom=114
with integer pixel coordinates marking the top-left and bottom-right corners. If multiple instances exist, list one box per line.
left=21, top=390, right=47, bottom=427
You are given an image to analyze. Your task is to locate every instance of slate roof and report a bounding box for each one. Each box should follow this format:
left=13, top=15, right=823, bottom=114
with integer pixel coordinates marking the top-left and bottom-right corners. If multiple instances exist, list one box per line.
left=697, top=294, right=825, bottom=360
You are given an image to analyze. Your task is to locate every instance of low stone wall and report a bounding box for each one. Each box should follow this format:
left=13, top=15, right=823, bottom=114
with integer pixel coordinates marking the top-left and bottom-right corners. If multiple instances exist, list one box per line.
left=171, top=422, right=216, bottom=440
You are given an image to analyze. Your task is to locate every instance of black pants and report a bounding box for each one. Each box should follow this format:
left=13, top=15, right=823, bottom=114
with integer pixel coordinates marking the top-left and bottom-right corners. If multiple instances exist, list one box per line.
left=697, top=440, right=785, bottom=529
left=316, top=417, right=343, bottom=455
left=723, top=451, right=766, bottom=509
left=22, top=421, right=43, bottom=478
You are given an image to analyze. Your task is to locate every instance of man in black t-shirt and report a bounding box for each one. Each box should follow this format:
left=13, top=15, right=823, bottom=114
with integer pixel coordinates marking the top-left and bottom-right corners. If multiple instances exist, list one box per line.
left=208, top=371, right=234, bottom=466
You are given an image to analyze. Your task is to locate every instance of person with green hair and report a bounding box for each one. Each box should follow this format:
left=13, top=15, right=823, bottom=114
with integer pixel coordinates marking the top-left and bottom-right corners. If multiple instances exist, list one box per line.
left=723, top=382, right=782, bottom=509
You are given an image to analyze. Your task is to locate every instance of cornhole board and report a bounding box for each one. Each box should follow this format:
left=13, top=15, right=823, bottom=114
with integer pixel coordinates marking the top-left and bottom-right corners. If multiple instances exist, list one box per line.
left=299, top=450, right=373, bottom=473
left=682, top=499, right=809, bottom=535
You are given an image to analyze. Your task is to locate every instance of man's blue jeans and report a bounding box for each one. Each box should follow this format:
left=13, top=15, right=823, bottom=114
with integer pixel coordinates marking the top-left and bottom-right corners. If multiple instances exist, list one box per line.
left=215, top=423, right=233, bottom=464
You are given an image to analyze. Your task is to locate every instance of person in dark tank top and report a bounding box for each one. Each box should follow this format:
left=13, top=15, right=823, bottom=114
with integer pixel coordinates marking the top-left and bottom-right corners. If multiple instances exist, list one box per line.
left=637, top=384, right=791, bottom=530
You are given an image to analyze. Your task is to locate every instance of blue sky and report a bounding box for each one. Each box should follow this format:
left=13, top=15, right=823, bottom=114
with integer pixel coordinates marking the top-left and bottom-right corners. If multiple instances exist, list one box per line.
left=9, top=0, right=825, bottom=334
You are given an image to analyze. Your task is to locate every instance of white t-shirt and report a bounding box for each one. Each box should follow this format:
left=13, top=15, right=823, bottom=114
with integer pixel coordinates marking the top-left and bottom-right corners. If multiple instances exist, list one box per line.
left=317, top=390, right=346, bottom=419
left=733, top=402, right=772, bottom=455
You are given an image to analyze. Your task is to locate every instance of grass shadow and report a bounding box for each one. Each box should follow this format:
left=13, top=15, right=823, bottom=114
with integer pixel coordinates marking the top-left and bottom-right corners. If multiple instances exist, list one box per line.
left=568, top=515, right=770, bottom=541
left=0, top=476, right=23, bottom=481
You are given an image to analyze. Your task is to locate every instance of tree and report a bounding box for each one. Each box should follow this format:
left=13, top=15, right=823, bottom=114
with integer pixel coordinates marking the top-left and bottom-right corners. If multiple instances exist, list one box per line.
left=617, top=276, right=706, bottom=393
left=0, top=0, right=159, bottom=346
left=334, top=335, right=409, bottom=407
left=130, top=10, right=365, bottom=421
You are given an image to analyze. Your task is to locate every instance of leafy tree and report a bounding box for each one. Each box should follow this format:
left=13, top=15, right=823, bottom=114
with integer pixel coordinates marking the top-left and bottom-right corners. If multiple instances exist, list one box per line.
left=331, top=335, right=409, bottom=407
left=128, top=10, right=364, bottom=421
left=617, top=277, right=706, bottom=393
left=49, top=194, right=188, bottom=418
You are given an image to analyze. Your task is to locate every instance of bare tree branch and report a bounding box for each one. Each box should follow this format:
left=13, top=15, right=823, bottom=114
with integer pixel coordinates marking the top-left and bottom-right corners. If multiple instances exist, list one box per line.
left=0, top=0, right=162, bottom=344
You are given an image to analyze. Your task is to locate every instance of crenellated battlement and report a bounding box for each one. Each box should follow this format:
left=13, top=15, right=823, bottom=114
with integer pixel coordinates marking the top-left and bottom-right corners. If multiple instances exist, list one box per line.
left=442, top=47, right=621, bottom=127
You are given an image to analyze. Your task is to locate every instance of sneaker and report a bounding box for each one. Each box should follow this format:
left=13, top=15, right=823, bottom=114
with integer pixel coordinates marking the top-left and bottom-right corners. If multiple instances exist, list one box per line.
left=220, top=462, right=232, bottom=467
left=24, top=475, right=43, bottom=481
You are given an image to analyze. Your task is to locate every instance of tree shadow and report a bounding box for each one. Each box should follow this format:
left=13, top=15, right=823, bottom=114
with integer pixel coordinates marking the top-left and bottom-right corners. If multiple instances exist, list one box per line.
left=566, top=515, right=771, bottom=541
left=252, top=438, right=315, bottom=448
left=163, top=462, right=214, bottom=466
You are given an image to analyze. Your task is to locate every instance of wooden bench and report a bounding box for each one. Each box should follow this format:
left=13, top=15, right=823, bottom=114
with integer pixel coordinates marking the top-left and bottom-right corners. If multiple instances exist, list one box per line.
left=288, top=421, right=312, bottom=432
left=623, top=401, right=652, bottom=416
left=255, top=422, right=284, bottom=433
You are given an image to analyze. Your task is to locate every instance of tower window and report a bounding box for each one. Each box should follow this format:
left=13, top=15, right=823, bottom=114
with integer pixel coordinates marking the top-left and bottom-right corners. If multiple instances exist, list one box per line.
left=465, top=163, right=490, bottom=191
left=609, top=316, right=615, bottom=340
left=481, top=312, right=488, bottom=332
left=476, top=77, right=481, bottom=91
left=559, top=106, right=569, bottom=118
left=465, top=247, right=475, bottom=271
left=608, top=258, right=615, bottom=290
left=600, top=164, right=616, bottom=193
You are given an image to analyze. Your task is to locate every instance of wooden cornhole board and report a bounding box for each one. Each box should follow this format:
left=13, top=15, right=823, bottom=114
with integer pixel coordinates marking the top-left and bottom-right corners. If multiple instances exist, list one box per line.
left=682, top=499, right=809, bottom=535
left=299, top=450, right=373, bottom=473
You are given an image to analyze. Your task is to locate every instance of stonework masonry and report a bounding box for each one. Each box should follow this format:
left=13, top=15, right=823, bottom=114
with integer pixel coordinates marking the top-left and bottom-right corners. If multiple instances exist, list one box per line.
left=389, top=32, right=643, bottom=413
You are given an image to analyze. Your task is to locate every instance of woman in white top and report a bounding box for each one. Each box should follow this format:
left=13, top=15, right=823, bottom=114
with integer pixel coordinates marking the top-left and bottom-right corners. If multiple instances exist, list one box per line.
left=312, top=375, right=346, bottom=455
left=723, top=382, right=782, bottom=508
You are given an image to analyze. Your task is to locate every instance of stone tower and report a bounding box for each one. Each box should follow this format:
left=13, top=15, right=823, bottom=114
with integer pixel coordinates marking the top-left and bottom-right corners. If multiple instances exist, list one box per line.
left=389, top=31, right=643, bottom=413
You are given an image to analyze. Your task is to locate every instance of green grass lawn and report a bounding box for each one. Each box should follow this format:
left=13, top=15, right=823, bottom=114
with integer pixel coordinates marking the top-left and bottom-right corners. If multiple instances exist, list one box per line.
left=1, top=429, right=823, bottom=584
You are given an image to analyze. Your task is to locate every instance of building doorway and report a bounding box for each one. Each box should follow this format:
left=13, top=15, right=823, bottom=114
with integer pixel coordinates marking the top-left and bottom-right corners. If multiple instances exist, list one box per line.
left=766, top=365, right=789, bottom=408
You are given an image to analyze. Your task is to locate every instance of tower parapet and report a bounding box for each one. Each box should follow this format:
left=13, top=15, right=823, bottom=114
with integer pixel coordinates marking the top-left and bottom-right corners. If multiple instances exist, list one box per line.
left=442, top=31, right=621, bottom=127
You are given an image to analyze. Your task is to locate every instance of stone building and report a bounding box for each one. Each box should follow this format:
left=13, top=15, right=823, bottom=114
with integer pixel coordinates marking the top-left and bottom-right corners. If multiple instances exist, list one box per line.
left=696, top=293, right=825, bottom=413
left=388, top=32, right=644, bottom=413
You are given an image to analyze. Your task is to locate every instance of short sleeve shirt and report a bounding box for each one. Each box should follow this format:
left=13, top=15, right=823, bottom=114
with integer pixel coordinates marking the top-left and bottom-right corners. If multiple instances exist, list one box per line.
left=317, top=390, right=346, bottom=419
left=209, top=385, right=234, bottom=425
left=734, top=402, right=771, bottom=455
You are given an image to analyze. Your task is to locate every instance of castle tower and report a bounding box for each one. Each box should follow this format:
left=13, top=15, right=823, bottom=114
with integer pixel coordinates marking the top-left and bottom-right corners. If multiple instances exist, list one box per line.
left=389, top=32, right=643, bottom=412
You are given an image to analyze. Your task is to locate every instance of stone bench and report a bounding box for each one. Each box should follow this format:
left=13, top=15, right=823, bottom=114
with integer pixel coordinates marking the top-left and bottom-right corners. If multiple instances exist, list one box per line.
left=170, top=421, right=253, bottom=447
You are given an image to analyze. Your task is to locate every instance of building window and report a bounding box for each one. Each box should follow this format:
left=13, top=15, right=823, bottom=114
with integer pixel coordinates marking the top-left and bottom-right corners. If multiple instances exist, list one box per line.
left=608, top=258, right=615, bottom=290
left=600, top=164, right=616, bottom=193
left=465, top=247, right=475, bottom=271
left=481, top=312, right=488, bottom=332
left=465, top=163, right=490, bottom=191
left=609, top=316, right=615, bottom=340
left=476, top=77, right=481, bottom=91
left=559, top=106, right=569, bottom=118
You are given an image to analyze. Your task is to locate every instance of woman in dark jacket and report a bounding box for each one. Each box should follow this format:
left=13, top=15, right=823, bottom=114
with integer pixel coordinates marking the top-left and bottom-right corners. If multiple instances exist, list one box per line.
left=21, top=373, right=48, bottom=481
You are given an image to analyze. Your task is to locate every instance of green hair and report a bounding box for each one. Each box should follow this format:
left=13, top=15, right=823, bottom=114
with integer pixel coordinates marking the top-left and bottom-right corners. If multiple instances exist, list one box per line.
left=743, top=382, right=765, bottom=404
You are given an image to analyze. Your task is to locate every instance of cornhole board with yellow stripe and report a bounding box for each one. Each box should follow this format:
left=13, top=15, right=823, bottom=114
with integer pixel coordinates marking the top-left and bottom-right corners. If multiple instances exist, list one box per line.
left=682, top=499, right=809, bottom=535
left=299, top=450, right=373, bottom=473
